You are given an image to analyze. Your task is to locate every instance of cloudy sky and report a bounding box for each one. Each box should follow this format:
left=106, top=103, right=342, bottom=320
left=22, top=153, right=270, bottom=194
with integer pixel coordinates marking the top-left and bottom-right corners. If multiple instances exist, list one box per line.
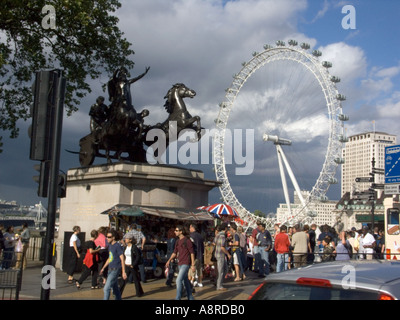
left=1, top=0, right=400, bottom=216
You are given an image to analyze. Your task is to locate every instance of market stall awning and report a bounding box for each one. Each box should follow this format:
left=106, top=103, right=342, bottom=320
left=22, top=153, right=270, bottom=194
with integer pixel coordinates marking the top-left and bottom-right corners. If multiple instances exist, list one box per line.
left=101, top=204, right=214, bottom=221
left=100, top=205, right=144, bottom=217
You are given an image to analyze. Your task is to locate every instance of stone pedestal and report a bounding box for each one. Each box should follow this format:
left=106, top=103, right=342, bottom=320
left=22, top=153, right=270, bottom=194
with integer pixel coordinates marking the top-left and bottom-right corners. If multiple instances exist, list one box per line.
left=56, top=162, right=218, bottom=268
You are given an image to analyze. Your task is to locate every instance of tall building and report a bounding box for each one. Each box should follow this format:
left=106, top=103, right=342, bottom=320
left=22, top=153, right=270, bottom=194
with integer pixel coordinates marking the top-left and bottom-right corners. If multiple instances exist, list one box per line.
left=276, top=190, right=337, bottom=226
left=341, top=131, right=397, bottom=197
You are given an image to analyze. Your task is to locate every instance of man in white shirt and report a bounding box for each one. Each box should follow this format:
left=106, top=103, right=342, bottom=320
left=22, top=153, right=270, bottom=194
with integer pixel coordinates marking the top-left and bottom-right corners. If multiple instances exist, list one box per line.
left=359, top=226, right=376, bottom=260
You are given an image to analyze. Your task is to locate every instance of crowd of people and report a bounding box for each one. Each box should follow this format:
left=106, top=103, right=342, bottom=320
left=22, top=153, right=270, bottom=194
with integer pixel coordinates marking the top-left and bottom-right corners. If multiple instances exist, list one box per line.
left=62, top=220, right=390, bottom=300
left=0, top=223, right=30, bottom=270
left=65, top=224, right=147, bottom=300
left=1, top=219, right=386, bottom=299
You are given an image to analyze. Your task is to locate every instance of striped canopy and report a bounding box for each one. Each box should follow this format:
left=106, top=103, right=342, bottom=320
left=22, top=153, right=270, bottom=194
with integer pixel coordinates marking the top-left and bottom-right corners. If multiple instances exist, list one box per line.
left=196, top=203, right=239, bottom=218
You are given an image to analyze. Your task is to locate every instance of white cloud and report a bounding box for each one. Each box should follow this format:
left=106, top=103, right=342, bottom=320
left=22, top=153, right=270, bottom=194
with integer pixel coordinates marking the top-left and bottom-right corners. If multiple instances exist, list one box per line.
left=318, top=42, right=367, bottom=83
left=310, top=0, right=330, bottom=23
left=374, top=66, right=400, bottom=78
left=377, top=92, right=400, bottom=119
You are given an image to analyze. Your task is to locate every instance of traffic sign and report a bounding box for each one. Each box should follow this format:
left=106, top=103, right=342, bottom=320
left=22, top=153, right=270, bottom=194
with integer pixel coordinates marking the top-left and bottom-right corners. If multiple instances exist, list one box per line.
left=385, top=184, right=400, bottom=195
left=355, top=177, right=373, bottom=183
left=385, top=145, right=400, bottom=194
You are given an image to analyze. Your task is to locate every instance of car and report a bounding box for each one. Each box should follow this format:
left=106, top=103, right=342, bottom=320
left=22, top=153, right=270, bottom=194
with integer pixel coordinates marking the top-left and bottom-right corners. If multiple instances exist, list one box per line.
left=248, top=260, right=400, bottom=300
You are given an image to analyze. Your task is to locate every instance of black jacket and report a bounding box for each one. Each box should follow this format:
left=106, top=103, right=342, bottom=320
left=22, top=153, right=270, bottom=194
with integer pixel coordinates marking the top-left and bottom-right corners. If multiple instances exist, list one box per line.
left=125, top=245, right=142, bottom=267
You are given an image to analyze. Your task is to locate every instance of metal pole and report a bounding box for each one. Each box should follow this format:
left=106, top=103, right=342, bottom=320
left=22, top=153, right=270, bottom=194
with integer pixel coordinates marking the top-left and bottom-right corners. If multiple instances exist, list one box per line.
left=40, top=71, right=65, bottom=300
left=276, top=145, right=291, bottom=214
left=371, top=157, right=375, bottom=231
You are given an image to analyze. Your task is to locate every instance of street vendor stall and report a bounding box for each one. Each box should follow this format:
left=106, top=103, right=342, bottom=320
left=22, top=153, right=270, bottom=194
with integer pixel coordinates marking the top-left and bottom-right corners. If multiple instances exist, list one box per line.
left=100, top=204, right=215, bottom=278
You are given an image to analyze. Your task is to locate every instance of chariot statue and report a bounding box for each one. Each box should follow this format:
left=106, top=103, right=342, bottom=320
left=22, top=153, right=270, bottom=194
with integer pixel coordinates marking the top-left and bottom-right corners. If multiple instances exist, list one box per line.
left=76, top=67, right=202, bottom=167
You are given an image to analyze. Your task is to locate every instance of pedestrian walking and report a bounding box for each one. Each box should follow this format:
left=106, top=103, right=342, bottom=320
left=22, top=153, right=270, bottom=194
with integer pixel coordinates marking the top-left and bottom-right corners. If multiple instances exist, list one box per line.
left=66, top=226, right=81, bottom=283
left=165, top=227, right=177, bottom=287
left=359, top=226, right=376, bottom=260
left=250, top=221, right=262, bottom=273
left=121, top=235, right=144, bottom=297
left=237, top=226, right=248, bottom=271
left=334, top=231, right=351, bottom=261
left=214, top=223, right=231, bottom=291
left=1, top=226, right=15, bottom=270
left=229, top=223, right=245, bottom=281
left=321, top=236, right=335, bottom=262
left=124, top=224, right=146, bottom=283
left=203, top=240, right=216, bottom=281
left=101, top=229, right=127, bottom=300
left=165, top=225, right=196, bottom=300
left=247, top=235, right=254, bottom=271
left=76, top=230, right=101, bottom=289
left=19, top=223, right=30, bottom=269
left=291, top=224, right=309, bottom=268
left=274, top=225, right=291, bottom=273
left=307, top=224, right=317, bottom=264
left=256, top=223, right=272, bottom=277
left=189, top=223, right=204, bottom=288
left=14, top=234, right=24, bottom=269
left=95, top=226, right=109, bottom=287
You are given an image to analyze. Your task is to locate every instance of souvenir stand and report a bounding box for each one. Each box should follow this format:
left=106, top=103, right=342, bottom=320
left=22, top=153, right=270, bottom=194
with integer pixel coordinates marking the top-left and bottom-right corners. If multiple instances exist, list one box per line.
left=101, top=204, right=215, bottom=278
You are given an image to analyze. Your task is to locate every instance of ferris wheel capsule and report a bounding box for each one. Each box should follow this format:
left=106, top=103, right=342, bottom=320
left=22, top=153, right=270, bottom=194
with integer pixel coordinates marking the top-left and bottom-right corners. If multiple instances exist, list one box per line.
left=336, top=94, right=346, bottom=101
left=339, top=114, right=349, bottom=121
left=312, top=50, right=322, bottom=57
left=300, top=43, right=310, bottom=50
left=322, top=61, right=332, bottom=68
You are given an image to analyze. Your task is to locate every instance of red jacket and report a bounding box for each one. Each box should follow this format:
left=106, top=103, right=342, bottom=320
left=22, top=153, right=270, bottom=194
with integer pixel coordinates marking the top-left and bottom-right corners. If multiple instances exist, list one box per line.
left=274, top=232, right=291, bottom=254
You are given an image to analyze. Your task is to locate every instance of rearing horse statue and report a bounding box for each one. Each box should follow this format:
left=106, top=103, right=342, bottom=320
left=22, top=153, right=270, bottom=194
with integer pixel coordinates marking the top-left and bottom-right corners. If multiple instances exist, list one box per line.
left=148, top=83, right=202, bottom=143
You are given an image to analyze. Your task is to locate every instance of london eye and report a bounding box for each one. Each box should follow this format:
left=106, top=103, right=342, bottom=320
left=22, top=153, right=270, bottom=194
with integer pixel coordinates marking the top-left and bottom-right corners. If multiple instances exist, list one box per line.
left=213, top=40, right=348, bottom=229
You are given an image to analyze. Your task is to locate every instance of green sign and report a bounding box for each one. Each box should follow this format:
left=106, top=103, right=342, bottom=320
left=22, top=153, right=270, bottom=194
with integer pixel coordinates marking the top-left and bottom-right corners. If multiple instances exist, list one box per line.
left=355, top=214, right=384, bottom=222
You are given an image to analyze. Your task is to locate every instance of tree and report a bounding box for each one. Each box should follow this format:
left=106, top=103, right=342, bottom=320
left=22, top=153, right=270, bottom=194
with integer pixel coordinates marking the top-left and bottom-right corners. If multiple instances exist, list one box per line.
left=0, top=0, right=135, bottom=152
left=253, top=209, right=266, bottom=218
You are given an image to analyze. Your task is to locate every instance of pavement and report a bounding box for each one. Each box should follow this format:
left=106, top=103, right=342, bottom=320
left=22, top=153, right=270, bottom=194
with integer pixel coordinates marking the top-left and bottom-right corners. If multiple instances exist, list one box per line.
left=16, top=261, right=264, bottom=300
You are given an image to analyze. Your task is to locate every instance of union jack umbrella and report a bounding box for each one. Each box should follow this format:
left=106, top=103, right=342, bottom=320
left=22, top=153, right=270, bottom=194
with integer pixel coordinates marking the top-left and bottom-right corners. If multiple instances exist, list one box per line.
left=196, top=203, right=239, bottom=219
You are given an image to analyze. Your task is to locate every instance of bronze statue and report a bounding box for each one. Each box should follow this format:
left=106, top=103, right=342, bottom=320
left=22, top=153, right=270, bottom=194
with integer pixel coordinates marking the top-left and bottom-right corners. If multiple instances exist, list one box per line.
left=107, top=66, right=150, bottom=108
left=75, top=68, right=202, bottom=167
left=89, top=96, right=110, bottom=143
left=147, top=83, right=202, bottom=142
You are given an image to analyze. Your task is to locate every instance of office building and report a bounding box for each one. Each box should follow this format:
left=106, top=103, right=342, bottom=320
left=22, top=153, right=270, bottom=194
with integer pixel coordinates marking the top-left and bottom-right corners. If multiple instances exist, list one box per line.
left=341, top=131, right=397, bottom=197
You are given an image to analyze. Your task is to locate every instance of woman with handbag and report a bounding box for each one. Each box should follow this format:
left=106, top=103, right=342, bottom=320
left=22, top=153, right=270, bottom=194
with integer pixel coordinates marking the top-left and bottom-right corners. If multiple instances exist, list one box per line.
left=121, top=235, right=144, bottom=297
left=67, top=226, right=81, bottom=284
left=76, top=230, right=101, bottom=289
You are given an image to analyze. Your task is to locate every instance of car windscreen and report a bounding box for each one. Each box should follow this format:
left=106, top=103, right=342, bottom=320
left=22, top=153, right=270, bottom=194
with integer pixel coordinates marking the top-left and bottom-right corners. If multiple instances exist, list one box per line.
left=251, top=282, right=381, bottom=300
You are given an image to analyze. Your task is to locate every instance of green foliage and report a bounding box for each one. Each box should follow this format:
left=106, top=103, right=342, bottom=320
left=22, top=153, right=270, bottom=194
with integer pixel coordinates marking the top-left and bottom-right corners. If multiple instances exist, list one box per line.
left=0, top=0, right=135, bottom=151
left=253, top=209, right=266, bottom=217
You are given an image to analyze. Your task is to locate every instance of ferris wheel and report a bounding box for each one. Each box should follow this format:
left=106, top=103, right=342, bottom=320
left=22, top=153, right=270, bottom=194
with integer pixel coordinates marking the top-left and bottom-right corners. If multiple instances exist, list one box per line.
left=213, top=40, right=348, bottom=229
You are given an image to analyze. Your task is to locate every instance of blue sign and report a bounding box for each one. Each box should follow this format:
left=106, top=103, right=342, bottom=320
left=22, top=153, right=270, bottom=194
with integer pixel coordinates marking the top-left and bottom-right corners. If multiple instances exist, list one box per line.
left=385, top=145, right=400, bottom=183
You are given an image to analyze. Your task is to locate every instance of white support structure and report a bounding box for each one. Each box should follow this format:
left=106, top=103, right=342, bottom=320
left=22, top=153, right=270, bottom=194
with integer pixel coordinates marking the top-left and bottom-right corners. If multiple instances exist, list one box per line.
left=277, top=144, right=307, bottom=209
left=264, top=134, right=307, bottom=217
